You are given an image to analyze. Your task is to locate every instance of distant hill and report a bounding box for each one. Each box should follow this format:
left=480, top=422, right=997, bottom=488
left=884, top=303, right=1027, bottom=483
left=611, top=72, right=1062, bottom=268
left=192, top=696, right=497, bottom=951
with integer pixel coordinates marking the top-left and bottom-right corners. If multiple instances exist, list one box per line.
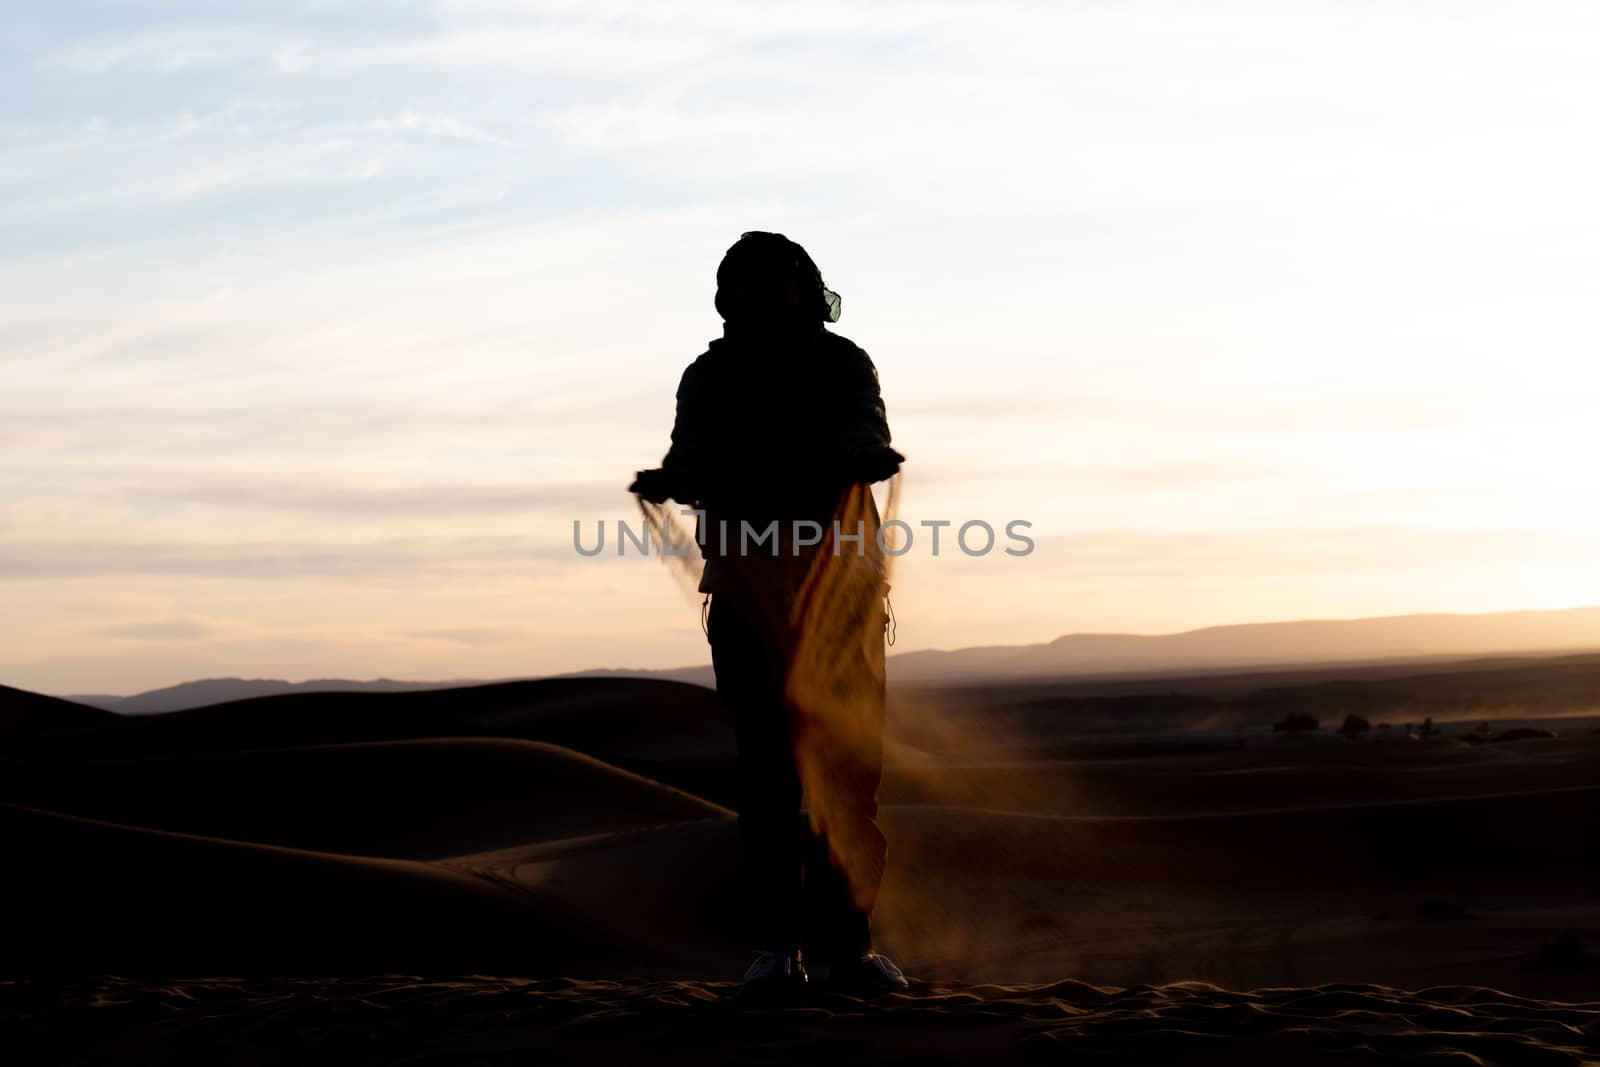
left=886, top=606, right=1600, bottom=684
left=561, top=665, right=718, bottom=689
left=71, top=669, right=717, bottom=715
left=73, top=677, right=488, bottom=715
left=61, top=605, right=1600, bottom=711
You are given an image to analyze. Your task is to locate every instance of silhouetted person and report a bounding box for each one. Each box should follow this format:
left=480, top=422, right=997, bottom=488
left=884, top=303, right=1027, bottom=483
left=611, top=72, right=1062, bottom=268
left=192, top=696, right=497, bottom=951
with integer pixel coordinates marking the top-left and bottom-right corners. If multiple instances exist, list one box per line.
left=631, top=231, right=907, bottom=997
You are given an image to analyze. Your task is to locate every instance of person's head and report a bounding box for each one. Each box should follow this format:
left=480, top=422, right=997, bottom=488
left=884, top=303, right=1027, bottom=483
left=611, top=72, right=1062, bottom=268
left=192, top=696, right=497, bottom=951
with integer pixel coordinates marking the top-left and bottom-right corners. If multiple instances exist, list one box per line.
left=715, top=231, right=841, bottom=329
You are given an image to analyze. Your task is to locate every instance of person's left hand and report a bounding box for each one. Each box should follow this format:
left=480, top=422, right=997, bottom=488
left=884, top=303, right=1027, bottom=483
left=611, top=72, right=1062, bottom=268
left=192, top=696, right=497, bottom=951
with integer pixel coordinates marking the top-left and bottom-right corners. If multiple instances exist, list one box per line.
left=629, top=467, right=673, bottom=504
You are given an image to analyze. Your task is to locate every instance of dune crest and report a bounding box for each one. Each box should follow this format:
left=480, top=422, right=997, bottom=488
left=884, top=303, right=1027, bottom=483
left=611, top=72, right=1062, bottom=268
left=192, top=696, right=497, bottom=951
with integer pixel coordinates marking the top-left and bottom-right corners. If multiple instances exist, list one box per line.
left=6, top=669, right=1600, bottom=1062
left=6, top=974, right=1596, bottom=1066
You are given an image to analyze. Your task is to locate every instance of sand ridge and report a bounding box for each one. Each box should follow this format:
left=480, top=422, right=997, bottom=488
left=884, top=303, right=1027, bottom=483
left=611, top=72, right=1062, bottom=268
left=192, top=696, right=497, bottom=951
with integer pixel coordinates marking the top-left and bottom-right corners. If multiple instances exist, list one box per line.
left=5, top=974, right=1597, bottom=1066
left=7, top=671, right=1600, bottom=1062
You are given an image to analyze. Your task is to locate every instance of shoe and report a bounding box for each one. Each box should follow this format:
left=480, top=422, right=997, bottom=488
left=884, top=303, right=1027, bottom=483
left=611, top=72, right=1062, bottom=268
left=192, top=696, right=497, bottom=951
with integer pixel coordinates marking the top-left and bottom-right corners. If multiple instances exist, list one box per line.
left=826, top=952, right=909, bottom=997
left=738, top=950, right=808, bottom=998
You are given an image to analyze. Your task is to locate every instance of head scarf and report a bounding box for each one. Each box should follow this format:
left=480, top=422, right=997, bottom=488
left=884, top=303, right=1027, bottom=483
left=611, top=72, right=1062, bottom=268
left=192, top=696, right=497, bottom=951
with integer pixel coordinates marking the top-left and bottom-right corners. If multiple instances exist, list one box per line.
left=714, top=231, right=842, bottom=327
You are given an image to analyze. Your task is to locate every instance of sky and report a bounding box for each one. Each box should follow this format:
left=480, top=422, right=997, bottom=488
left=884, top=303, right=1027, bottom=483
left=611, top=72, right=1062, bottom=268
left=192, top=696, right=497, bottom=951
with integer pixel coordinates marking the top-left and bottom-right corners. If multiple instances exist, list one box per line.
left=5, top=1, right=1600, bottom=695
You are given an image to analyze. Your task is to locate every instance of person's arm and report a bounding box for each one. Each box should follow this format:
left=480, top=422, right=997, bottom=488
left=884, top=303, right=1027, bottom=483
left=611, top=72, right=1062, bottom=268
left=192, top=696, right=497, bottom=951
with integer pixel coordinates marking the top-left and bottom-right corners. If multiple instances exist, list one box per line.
left=661, top=359, right=713, bottom=502
left=834, top=344, right=904, bottom=484
left=630, top=360, right=711, bottom=505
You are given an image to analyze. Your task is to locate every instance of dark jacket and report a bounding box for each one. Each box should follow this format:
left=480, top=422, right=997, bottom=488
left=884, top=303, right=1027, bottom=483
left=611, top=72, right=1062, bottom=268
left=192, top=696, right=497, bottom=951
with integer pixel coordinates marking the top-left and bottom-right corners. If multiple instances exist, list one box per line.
left=656, top=324, right=899, bottom=597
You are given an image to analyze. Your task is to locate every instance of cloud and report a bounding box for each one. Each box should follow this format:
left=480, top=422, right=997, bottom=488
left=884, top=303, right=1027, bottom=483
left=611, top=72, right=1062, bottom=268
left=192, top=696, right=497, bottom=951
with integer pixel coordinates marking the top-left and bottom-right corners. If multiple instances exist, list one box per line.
left=98, top=618, right=217, bottom=641
left=399, top=626, right=524, bottom=645
left=0, top=537, right=573, bottom=580
left=364, top=113, right=510, bottom=146
left=44, top=26, right=305, bottom=75
left=134, top=483, right=624, bottom=518
left=906, top=459, right=1276, bottom=492
left=1013, top=525, right=1594, bottom=578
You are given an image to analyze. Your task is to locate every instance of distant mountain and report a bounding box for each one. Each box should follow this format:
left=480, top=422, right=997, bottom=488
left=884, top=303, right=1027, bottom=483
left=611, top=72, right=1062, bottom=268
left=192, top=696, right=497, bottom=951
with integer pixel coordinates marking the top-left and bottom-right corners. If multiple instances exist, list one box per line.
left=886, top=606, right=1600, bottom=684
left=72, top=669, right=716, bottom=715
left=73, top=677, right=487, bottom=716
left=560, top=665, right=717, bottom=689
left=62, top=605, right=1600, bottom=712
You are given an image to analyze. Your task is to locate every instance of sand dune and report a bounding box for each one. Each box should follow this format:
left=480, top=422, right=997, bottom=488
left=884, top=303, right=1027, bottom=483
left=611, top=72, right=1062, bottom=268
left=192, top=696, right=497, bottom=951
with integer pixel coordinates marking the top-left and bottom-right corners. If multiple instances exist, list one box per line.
left=6, top=973, right=1596, bottom=1066
left=451, top=817, right=748, bottom=975
left=0, top=683, right=117, bottom=739
left=440, top=788, right=1600, bottom=995
left=886, top=725, right=1600, bottom=816
left=3, top=737, right=727, bottom=860
left=0, top=800, right=671, bottom=976
left=5, top=671, right=1600, bottom=1062
left=17, top=676, right=742, bottom=805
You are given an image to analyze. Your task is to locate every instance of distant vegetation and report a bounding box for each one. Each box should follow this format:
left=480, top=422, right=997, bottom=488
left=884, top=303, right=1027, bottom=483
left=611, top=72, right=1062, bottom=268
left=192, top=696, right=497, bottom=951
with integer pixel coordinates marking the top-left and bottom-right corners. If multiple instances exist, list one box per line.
left=1338, top=714, right=1372, bottom=736
left=1273, top=712, right=1319, bottom=733
left=1489, top=727, right=1558, bottom=743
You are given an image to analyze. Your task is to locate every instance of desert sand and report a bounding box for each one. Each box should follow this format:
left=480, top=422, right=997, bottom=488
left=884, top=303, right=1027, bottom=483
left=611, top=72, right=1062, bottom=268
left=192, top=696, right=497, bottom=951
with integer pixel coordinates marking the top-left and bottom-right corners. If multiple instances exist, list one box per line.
left=4, top=662, right=1600, bottom=1064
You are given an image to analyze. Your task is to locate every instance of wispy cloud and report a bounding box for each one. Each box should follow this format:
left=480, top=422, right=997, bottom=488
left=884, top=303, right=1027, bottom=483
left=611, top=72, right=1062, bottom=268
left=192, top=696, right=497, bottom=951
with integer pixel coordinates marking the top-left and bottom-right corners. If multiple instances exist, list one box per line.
left=0, top=537, right=573, bottom=580
left=364, top=112, right=510, bottom=145
left=399, top=626, right=525, bottom=645
left=98, top=618, right=219, bottom=641
left=43, top=26, right=304, bottom=75
left=133, top=482, right=623, bottom=517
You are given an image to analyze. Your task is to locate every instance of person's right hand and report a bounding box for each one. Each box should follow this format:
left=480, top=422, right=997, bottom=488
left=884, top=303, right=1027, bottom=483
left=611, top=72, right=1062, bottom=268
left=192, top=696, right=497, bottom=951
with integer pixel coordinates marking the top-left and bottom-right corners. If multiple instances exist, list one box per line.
left=629, top=467, right=673, bottom=504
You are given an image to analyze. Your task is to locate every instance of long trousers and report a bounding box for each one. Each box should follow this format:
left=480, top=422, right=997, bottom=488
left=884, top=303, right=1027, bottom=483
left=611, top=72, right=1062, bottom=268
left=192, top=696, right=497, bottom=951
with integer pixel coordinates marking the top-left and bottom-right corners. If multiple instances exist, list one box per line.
left=707, top=593, right=888, bottom=964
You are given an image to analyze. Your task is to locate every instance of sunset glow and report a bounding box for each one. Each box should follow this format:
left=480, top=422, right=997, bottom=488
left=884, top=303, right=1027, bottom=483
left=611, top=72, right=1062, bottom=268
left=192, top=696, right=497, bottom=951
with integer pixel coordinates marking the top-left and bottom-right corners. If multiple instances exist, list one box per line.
left=6, top=2, right=1600, bottom=694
